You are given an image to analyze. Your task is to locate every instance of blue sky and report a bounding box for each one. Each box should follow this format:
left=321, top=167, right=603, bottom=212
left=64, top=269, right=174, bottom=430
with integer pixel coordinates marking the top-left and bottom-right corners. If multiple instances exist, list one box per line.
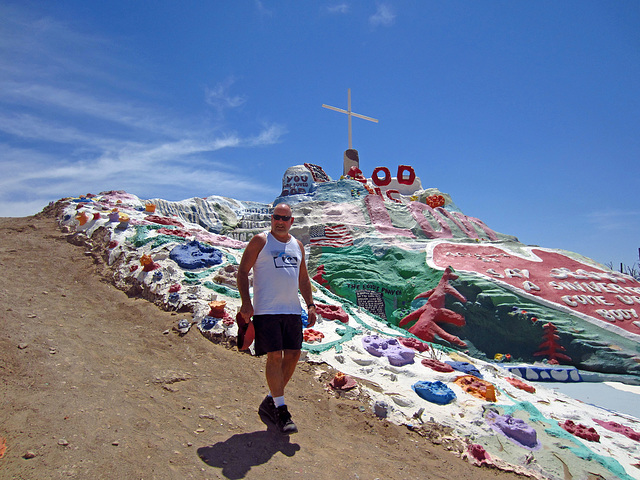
left=1, top=1, right=638, bottom=269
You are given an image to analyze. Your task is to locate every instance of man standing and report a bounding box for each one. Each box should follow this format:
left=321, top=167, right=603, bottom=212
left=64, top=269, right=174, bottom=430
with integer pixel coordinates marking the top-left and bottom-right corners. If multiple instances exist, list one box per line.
left=236, top=203, right=316, bottom=434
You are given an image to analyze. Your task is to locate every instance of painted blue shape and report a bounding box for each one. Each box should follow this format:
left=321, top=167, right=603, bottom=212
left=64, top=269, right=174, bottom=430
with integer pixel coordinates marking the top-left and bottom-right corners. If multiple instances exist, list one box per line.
left=170, top=240, right=223, bottom=269
left=446, top=361, right=483, bottom=378
left=200, top=316, right=219, bottom=331
left=412, top=380, right=456, bottom=405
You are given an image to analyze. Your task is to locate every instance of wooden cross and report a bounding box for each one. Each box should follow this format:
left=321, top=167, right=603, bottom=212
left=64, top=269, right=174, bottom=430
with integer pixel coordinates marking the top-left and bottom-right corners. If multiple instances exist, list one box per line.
left=322, top=89, right=378, bottom=149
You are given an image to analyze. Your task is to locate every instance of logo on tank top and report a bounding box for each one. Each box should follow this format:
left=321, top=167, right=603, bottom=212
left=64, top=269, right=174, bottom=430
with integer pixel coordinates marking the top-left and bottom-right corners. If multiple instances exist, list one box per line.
left=272, top=251, right=299, bottom=269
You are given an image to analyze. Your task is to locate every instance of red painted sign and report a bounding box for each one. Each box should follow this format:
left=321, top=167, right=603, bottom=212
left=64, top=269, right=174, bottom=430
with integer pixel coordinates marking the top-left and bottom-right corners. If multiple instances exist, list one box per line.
left=429, top=242, right=640, bottom=339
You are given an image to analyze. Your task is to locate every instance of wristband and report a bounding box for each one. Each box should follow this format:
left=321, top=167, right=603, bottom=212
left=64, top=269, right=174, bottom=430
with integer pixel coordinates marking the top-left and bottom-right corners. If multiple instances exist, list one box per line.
left=307, top=303, right=316, bottom=309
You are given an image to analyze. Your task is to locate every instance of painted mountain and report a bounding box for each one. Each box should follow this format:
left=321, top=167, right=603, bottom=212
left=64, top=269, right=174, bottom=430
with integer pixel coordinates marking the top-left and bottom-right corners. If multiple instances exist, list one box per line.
left=56, top=161, right=640, bottom=379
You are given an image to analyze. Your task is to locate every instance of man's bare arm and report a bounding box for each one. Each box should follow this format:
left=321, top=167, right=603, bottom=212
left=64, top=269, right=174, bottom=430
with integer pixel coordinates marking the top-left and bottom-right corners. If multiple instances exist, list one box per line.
left=297, top=240, right=316, bottom=327
left=236, top=234, right=266, bottom=321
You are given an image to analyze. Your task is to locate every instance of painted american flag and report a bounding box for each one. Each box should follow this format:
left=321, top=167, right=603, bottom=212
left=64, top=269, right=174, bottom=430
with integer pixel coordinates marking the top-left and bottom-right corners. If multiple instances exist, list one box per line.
left=309, top=224, right=353, bottom=248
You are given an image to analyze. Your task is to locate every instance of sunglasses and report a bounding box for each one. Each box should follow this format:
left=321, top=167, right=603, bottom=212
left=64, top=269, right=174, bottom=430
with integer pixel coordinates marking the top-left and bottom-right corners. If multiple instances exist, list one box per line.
left=272, top=214, right=291, bottom=221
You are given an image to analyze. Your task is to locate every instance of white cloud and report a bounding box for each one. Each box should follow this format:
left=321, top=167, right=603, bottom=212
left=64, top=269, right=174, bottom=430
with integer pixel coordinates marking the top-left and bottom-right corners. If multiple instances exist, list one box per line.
left=369, top=4, right=396, bottom=28
left=327, top=4, right=350, bottom=14
left=0, top=104, right=284, bottom=216
left=0, top=131, right=281, bottom=217
left=0, top=80, right=182, bottom=140
left=0, top=112, right=107, bottom=145
left=204, top=77, right=248, bottom=119
left=246, top=123, right=287, bottom=146
left=0, top=4, right=285, bottom=216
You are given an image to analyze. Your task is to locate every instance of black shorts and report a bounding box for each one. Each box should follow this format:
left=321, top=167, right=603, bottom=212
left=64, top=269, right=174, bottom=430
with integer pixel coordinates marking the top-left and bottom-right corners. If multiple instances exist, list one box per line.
left=253, top=314, right=303, bottom=356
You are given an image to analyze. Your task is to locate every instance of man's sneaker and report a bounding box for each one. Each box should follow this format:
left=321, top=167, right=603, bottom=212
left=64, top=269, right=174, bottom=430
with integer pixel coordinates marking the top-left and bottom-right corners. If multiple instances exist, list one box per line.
left=258, top=395, right=276, bottom=423
left=275, top=405, right=298, bottom=434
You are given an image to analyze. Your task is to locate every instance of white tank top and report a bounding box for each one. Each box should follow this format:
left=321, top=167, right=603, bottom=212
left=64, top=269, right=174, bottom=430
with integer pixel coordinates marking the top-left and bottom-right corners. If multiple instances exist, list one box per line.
left=252, top=232, right=302, bottom=315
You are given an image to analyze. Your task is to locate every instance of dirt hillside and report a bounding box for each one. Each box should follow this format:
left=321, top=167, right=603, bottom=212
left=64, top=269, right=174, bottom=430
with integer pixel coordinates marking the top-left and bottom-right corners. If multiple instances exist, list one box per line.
left=0, top=211, right=528, bottom=480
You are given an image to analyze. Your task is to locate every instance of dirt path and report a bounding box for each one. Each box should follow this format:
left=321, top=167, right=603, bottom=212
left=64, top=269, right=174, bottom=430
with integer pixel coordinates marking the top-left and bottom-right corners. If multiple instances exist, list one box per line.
left=0, top=212, right=527, bottom=479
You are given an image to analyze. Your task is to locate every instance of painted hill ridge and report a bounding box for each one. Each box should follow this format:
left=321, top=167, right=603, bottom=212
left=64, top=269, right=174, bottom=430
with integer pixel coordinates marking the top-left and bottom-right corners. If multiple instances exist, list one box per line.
left=56, top=162, right=640, bottom=379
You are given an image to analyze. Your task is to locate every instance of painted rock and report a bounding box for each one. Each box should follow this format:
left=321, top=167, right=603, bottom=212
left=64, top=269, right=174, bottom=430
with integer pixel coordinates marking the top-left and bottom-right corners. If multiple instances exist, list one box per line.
left=303, top=328, right=324, bottom=343
left=446, top=361, right=482, bottom=378
left=425, top=194, right=445, bottom=208
left=201, top=316, right=218, bottom=330
left=560, top=420, right=600, bottom=442
left=421, top=358, right=455, bottom=372
left=362, top=335, right=415, bottom=366
left=454, top=375, right=497, bottom=401
left=399, top=337, right=430, bottom=352
left=329, top=372, right=357, bottom=390
left=140, top=254, right=160, bottom=272
left=315, top=303, right=349, bottom=323
left=506, top=376, right=536, bottom=394
left=169, top=240, right=223, bottom=269
left=75, top=211, right=89, bottom=225
left=486, top=411, right=539, bottom=449
left=467, top=444, right=491, bottom=464
left=177, top=319, right=191, bottom=334
left=593, top=419, right=640, bottom=442
left=208, top=300, right=227, bottom=318
left=412, top=380, right=456, bottom=405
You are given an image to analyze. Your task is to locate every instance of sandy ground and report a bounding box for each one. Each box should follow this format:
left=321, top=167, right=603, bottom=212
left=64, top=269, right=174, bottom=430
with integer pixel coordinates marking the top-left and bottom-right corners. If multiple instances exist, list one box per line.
left=0, top=211, right=530, bottom=480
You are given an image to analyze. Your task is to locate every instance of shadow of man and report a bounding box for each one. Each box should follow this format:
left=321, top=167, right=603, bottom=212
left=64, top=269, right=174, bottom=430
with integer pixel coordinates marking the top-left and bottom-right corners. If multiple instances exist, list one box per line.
left=197, top=429, right=300, bottom=479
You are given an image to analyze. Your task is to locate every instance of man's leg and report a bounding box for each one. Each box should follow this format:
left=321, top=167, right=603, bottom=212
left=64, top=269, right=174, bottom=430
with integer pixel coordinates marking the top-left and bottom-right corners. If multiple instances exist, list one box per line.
left=281, top=349, right=301, bottom=390
left=265, top=349, right=300, bottom=434
left=265, top=349, right=300, bottom=397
